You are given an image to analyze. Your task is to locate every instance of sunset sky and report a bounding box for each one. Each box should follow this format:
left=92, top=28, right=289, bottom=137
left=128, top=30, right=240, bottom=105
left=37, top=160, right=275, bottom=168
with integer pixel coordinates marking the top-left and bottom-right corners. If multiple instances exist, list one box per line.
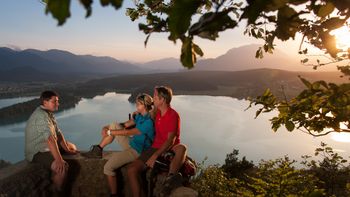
left=1, top=0, right=306, bottom=63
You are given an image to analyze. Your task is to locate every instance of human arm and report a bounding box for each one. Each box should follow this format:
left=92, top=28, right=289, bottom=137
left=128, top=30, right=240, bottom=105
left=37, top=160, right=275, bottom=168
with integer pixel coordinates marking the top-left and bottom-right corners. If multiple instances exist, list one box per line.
left=102, top=127, right=141, bottom=137
left=47, top=135, right=67, bottom=175
left=100, top=118, right=138, bottom=137
left=57, top=131, right=79, bottom=154
left=122, top=119, right=135, bottom=128
left=146, top=132, right=176, bottom=168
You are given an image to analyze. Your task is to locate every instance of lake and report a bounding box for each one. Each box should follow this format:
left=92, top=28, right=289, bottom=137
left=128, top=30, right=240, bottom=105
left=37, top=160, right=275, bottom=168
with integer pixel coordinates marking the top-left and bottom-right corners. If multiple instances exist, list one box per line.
left=0, top=96, right=37, bottom=109
left=1, top=93, right=350, bottom=166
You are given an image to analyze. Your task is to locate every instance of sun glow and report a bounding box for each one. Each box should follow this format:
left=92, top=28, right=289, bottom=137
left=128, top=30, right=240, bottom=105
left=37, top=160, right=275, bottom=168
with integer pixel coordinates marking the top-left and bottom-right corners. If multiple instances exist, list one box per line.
left=331, top=26, right=350, bottom=50
left=331, top=132, right=350, bottom=143
left=330, top=123, right=350, bottom=143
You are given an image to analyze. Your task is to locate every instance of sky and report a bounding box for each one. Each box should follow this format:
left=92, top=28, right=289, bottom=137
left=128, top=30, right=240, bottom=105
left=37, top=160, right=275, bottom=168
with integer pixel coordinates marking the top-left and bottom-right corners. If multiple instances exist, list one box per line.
left=0, top=0, right=304, bottom=63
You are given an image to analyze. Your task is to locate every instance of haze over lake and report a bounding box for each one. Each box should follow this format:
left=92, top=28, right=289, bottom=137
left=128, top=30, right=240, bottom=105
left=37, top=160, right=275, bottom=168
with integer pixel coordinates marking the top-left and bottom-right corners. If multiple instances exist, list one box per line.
left=1, top=93, right=349, bottom=165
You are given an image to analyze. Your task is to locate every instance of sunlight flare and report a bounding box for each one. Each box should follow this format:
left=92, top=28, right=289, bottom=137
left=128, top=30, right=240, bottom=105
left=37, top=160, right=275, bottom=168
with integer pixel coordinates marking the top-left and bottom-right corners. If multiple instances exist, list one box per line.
left=330, top=132, right=350, bottom=143
left=330, top=26, right=350, bottom=50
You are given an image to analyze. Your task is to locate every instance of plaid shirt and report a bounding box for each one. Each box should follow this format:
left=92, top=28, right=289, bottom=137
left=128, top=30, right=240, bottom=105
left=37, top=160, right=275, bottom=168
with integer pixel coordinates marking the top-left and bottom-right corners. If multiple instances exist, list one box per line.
left=25, top=106, right=61, bottom=161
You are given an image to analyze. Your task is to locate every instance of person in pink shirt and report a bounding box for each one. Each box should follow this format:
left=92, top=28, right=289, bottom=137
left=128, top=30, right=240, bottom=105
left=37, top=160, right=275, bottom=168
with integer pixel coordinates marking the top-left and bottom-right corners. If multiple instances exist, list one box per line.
left=127, top=86, right=187, bottom=197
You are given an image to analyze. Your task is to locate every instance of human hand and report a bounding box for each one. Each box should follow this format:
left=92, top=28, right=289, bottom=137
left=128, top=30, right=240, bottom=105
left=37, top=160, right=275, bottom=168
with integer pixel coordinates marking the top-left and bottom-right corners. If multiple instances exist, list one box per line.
left=52, top=159, right=68, bottom=175
left=132, top=111, right=139, bottom=119
left=66, top=147, right=79, bottom=154
left=65, top=142, right=79, bottom=154
left=146, top=155, right=157, bottom=169
left=101, top=127, right=109, bottom=137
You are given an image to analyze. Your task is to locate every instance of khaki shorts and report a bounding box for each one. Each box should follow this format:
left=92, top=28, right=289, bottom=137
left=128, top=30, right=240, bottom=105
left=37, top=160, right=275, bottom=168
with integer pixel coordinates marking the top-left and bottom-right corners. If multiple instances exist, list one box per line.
left=103, top=124, right=140, bottom=176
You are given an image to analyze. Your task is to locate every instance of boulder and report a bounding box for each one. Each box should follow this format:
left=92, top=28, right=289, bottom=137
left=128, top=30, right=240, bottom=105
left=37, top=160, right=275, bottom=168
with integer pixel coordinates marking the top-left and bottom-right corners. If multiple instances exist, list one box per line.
left=0, top=152, right=198, bottom=197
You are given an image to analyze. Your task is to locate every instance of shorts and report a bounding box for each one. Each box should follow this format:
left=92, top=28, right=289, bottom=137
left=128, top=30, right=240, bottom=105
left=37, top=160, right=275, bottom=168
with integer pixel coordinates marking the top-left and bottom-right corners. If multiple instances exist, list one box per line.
left=104, top=135, right=139, bottom=176
left=32, top=151, right=54, bottom=169
left=32, top=148, right=68, bottom=169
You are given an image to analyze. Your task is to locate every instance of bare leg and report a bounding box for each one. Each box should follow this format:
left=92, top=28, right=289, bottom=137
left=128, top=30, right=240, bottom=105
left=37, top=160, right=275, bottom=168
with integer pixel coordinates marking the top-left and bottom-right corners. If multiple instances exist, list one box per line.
left=51, top=163, right=68, bottom=191
left=107, top=175, right=117, bottom=195
left=169, top=144, right=187, bottom=174
left=99, top=135, right=115, bottom=148
left=127, top=160, right=146, bottom=197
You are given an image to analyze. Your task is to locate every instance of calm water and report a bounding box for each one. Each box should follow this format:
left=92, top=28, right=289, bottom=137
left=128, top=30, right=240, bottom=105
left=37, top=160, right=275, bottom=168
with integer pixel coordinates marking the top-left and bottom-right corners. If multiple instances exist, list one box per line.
left=1, top=93, right=350, bottom=165
left=0, top=96, right=37, bottom=109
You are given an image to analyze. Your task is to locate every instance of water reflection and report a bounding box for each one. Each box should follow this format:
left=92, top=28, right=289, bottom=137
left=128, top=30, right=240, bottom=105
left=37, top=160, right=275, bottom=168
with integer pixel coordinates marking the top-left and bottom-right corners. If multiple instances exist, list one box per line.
left=0, top=96, right=37, bottom=109
left=0, top=93, right=349, bottom=165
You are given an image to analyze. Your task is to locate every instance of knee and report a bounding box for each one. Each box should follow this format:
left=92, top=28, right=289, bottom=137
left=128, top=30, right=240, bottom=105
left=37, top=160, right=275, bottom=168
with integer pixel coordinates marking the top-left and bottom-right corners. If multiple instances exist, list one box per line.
left=174, top=144, right=187, bottom=155
left=104, top=163, right=115, bottom=176
left=127, top=163, right=137, bottom=176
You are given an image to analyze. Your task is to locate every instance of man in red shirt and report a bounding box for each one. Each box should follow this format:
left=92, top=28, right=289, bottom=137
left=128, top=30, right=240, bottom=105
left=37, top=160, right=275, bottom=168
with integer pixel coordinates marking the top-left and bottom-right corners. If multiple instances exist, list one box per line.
left=127, top=86, right=187, bottom=197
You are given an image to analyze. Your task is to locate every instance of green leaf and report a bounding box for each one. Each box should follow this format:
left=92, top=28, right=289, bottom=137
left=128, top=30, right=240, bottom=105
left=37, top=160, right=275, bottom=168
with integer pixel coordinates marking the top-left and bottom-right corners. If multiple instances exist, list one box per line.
left=255, top=47, right=263, bottom=58
left=100, top=0, right=110, bottom=6
left=317, top=2, right=334, bottom=18
left=275, top=6, right=300, bottom=40
left=299, top=76, right=312, bottom=88
left=263, top=88, right=272, bottom=97
left=79, top=0, right=92, bottom=17
left=180, top=37, right=195, bottom=69
left=45, top=0, right=71, bottom=26
left=301, top=58, right=309, bottom=63
left=255, top=108, right=263, bottom=118
left=285, top=121, right=295, bottom=131
left=193, top=43, right=204, bottom=56
left=168, top=0, right=202, bottom=41
left=189, top=8, right=237, bottom=41
left=320, top=32, right=338, bottom=58
left=321, top=17, right=345, bottom=30
left=110, top=0, right=123, bottom=10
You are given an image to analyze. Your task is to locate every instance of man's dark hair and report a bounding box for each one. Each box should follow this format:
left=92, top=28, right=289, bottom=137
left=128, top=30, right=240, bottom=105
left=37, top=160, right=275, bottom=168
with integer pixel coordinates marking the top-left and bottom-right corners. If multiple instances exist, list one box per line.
left=40, top=90, right=58, bottom=104
left=155, top=86, right=173, bottom=104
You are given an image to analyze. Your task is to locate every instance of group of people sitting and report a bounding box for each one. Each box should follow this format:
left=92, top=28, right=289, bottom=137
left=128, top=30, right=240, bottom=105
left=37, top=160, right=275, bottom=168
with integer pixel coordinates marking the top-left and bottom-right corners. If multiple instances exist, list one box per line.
left=25, top=86, right=187, bottom=196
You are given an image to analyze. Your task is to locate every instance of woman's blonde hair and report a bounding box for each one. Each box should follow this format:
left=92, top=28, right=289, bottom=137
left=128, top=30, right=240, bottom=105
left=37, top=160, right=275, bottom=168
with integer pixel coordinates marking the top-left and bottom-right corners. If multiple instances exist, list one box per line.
left=136, top=93, right=153, bottom=111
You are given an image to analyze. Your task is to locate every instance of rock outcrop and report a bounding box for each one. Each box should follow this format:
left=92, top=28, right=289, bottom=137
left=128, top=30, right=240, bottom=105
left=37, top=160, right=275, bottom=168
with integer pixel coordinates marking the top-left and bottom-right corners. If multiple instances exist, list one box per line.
left=0, top=152, right=198, bottom=197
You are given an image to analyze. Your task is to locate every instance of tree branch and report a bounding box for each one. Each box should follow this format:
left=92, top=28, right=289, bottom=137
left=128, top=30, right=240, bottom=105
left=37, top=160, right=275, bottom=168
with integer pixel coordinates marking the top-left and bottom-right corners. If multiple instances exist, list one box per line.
left=298, top=128, right=350, bottom=137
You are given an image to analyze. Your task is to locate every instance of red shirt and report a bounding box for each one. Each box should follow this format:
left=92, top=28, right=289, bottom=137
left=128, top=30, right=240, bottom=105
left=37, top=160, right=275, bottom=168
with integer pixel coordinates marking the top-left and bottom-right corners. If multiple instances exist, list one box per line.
left=152, top=107, right=180, bottom=148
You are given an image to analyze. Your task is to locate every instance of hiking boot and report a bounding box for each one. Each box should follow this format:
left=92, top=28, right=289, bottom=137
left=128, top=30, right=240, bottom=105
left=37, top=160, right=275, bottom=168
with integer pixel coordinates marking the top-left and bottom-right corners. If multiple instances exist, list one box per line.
left=81, top=145, right=102, bottom=159
left=159, top=173, right=183, bottom=197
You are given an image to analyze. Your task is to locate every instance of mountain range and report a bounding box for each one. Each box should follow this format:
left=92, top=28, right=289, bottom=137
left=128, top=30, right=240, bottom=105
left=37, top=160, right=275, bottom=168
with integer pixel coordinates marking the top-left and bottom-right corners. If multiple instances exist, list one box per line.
left=0, top=44, right=329, bottom=82
left=0, top=47, right=144, bottom=82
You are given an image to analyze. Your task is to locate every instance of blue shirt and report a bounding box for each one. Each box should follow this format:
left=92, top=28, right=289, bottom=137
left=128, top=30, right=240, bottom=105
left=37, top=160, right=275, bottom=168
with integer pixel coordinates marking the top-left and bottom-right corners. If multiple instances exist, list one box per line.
left=129, top=113, right=155, bottom=154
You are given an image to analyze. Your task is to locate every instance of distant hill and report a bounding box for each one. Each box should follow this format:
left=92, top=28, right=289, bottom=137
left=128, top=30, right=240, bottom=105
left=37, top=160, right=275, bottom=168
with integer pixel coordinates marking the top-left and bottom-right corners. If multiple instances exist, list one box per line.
left=138, top=57, right=184, bottom=72
left=0, top=47, right=147, bottom=82
left=195, top=44, right=312, bottom=72
left=80, top=68, right=346, bottom=101
left=0, top=45, right=341, bottom=83
left=2, top=68, right=346, bottom=125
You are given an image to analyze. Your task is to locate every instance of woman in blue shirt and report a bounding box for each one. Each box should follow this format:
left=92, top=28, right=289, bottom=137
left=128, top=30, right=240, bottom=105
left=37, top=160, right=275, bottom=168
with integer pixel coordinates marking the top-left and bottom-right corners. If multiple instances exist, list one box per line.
left=82, top=93, right=155, bottom=196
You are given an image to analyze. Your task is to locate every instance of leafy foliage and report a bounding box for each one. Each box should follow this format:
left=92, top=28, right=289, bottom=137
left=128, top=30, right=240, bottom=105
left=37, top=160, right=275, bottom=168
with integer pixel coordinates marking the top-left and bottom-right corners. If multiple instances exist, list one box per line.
left=192, top=147, right=331, bottom=196
left=221, top=148, right=255, bottom=180
left=247, top=156, right=324, bottom=196
left=302, top=142, right=350, bottom=196
left=41, top=0, right=350, bottom=135
left=191, top=165, right=253, bottom=197
left=249, top=75, right=350, bottom=136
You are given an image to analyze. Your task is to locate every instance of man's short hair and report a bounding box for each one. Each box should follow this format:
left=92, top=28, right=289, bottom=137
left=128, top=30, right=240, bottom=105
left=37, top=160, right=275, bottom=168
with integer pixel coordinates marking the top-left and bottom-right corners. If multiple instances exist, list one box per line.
left=40, top=91, right=58, bottom=104
left=155, top=86, right=173, bottom=104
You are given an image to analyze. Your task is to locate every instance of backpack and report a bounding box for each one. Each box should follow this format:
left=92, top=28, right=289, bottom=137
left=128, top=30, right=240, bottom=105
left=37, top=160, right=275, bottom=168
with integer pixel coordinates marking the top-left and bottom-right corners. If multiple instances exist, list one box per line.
left=156, top=151, right=197, bottom=178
